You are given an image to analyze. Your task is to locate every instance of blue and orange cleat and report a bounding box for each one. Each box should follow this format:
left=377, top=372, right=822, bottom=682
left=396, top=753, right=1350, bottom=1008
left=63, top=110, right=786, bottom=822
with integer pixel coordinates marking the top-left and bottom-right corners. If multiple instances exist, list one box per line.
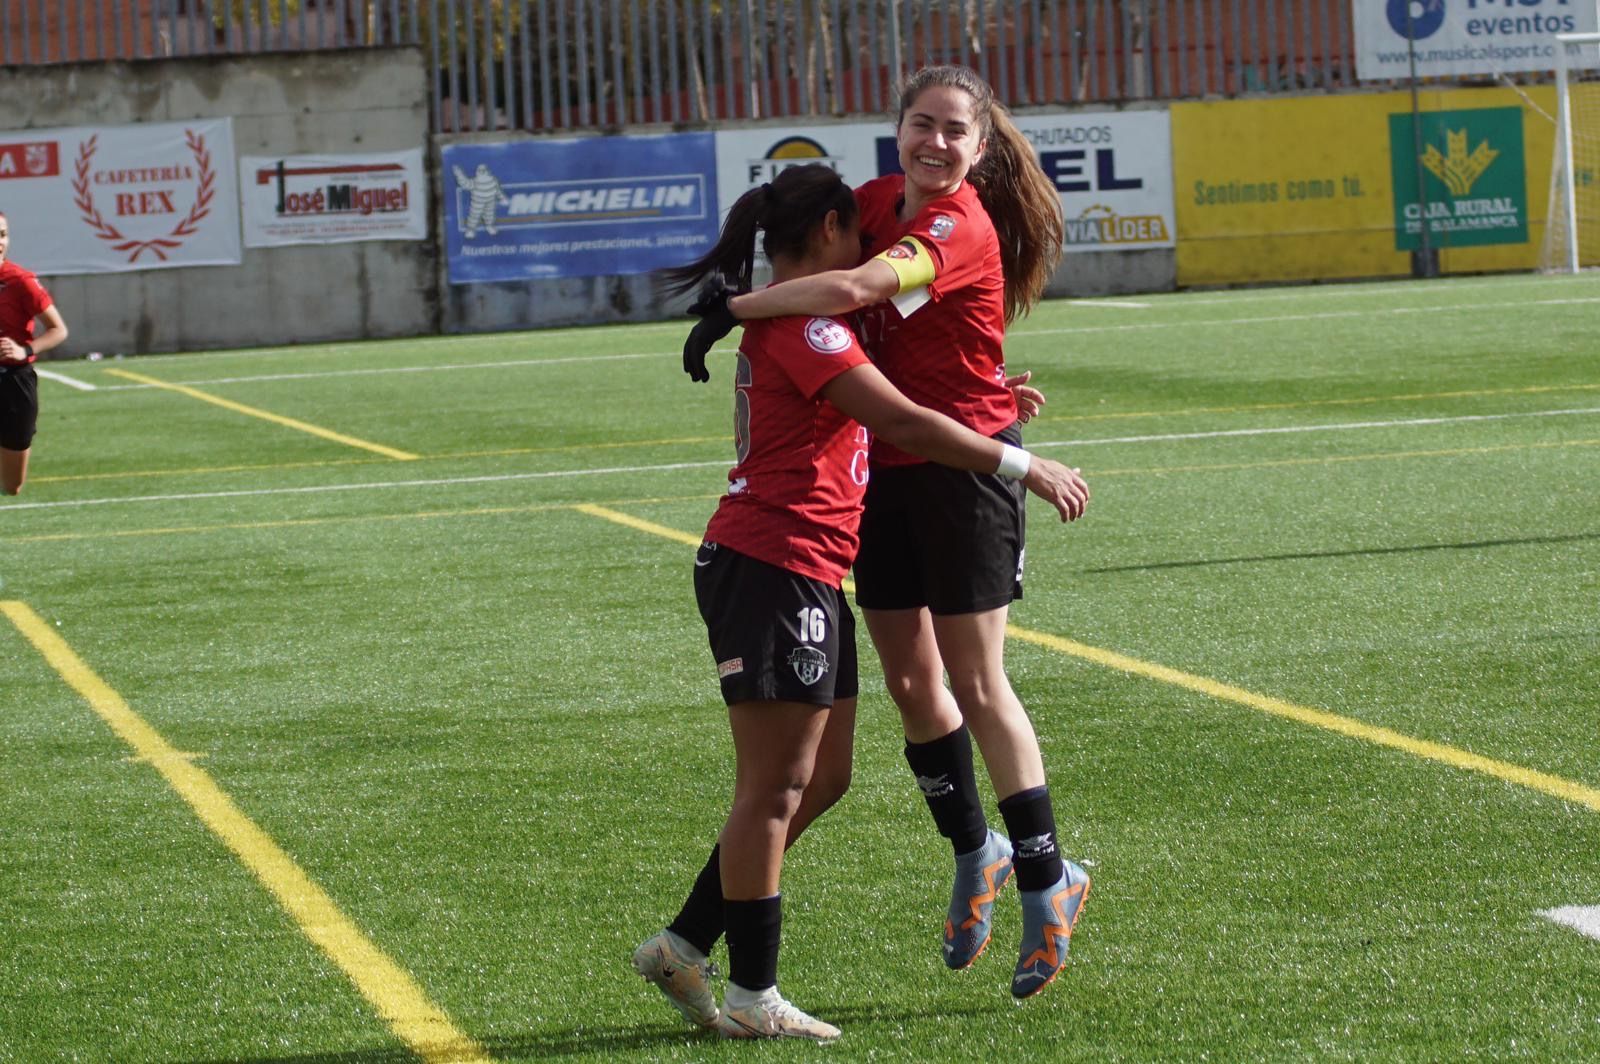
left=943, top=829, right=1015, bottom=969
left=1011, top=860, right=1091, bottom=999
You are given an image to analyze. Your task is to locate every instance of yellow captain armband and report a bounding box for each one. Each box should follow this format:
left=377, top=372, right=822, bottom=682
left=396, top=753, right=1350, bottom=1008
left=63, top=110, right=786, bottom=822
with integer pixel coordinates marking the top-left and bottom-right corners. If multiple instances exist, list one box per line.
left=873, top=237, right=937, bottom=317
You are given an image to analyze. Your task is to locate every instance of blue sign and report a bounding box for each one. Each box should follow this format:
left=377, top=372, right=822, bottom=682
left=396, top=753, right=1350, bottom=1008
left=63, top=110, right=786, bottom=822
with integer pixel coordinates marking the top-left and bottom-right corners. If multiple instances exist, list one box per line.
left=442, top=132, right=719, bottom=283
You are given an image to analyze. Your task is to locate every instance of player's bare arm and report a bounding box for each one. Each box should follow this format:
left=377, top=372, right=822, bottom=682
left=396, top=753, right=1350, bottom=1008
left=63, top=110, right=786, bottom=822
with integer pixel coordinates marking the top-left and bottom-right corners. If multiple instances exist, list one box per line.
left=821, top=363, right=1088, bottom=522
left=728, top=258, right=900, bottom=320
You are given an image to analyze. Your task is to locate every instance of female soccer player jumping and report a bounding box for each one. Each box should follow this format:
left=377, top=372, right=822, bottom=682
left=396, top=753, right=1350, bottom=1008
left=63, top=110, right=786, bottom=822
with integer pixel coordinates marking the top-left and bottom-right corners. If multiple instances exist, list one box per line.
left=633, top=163, right=1088, bottom=1042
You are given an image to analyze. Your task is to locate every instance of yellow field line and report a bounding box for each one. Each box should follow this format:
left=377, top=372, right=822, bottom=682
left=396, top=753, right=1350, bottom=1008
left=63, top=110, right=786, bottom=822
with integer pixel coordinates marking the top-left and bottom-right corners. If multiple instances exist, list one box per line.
left=574, top=510, right=1600, bottom=815
left=0, top=601, right=492, bottom=1064
left=1005, top=625, right=1600, bottom=813
left=105, top=368, right=419, bottom=461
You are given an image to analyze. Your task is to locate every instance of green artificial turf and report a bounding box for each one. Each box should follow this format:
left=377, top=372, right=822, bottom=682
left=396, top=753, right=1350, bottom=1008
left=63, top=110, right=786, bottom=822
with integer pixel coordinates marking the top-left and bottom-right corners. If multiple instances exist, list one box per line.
left=3, top=271, right=1599, bottom=1061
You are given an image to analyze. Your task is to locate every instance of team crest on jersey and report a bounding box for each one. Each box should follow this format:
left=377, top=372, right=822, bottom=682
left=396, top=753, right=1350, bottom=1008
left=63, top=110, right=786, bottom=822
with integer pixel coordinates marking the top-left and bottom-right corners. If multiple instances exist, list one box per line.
left=804, top=317, right=853, bottom=355
left=928, top=215, right=956, bottom=240
left=787, top=646, right=830, bottom=685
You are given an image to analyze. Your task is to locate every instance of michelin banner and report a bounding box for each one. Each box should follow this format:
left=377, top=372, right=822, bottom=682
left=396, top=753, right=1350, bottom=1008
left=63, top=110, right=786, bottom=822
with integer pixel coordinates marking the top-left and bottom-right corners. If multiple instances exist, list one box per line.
left=442, top=133, right=718, bottom=283
left=1354, top=0, right=1600, bottom=81
left=240, top=149, right=426, bottom=247
left=714, top=110, right=1174, bottom=254
left=0, top=118, right=241, bottom=274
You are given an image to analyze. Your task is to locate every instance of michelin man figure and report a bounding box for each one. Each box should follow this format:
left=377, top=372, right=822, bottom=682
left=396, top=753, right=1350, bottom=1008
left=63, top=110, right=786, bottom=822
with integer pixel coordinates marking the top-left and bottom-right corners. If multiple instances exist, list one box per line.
left=453, top=163, right=509, bottom=238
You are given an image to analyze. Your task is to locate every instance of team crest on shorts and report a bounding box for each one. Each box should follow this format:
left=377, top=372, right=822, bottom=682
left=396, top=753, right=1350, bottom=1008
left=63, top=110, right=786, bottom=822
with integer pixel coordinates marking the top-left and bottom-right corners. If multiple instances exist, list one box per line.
left=928, top=215, right=956, bottom=240
left=787, top=646, right=830, bottom=686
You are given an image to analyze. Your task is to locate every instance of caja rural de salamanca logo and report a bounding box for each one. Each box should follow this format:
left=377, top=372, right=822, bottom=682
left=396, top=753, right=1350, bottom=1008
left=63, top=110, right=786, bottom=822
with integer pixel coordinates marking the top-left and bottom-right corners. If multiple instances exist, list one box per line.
left=73, top=130, right=216, bottom=263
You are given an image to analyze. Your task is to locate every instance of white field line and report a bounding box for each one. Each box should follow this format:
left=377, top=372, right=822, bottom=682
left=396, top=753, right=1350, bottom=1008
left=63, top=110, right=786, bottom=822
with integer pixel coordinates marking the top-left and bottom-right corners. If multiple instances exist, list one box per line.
left=1166, top=273, right=1600, bottom=306
left=35, top=368, right=97, bottom=391
left=1541, top=906, right=1600, bottom=944
left=1027, top=406, right=1600, bottom=449
left=1068, top=299, right=1152, bottom=308
left=5, top=406, right=1596, bottom=513
left=0, top=459, right=733, bottom=511
left=87, top=321, right=692, bottom=366
left=79, top=293, right=1600, bottom=388
left=1010, top=296, right=1600, bottom=339
left=99, top=351, right=668, bottom=390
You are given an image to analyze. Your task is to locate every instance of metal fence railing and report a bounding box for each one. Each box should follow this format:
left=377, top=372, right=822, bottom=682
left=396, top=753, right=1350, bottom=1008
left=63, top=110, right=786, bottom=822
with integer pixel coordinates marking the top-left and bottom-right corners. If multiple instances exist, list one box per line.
left=6, top=1, right=1377, bottom=134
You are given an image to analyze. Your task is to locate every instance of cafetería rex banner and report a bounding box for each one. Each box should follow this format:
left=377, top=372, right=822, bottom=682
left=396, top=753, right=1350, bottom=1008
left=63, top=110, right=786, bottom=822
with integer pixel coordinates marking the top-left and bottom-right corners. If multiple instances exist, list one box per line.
left=0, top=118, right=241, bottom=274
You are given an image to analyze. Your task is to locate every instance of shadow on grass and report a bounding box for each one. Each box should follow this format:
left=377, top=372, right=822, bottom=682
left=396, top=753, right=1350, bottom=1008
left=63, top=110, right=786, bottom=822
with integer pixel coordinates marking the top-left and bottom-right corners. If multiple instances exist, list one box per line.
left=180, top=1001, right=1001, bottom=1062
left=1084, top=530, right=1600, bottom=574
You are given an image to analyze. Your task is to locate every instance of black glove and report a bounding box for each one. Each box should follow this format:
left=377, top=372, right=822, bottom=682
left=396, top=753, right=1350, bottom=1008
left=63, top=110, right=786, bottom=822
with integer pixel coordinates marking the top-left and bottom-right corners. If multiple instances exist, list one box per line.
left=682, top=286, right=739, bottom=383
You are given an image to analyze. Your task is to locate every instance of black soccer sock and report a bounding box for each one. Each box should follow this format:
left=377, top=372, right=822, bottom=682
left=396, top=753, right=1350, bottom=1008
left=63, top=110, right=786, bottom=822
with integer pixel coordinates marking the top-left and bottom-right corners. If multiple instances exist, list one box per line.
left=666, top=844, right=725, bottom=957
left=724, top=894, right=782, bottom=992
left=998, top=786, right=1066, bottom=892
left=904, top=724, right=989, bottom=856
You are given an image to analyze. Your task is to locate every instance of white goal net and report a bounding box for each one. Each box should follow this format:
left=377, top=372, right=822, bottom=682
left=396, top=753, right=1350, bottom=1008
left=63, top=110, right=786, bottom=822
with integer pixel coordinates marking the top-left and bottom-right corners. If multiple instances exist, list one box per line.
left=1542, top=33, right=1600, bottom=272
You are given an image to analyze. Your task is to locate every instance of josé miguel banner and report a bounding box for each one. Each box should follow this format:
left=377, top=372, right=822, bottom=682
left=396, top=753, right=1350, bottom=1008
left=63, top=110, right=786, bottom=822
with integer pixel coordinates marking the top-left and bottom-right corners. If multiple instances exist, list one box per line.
left=0, top=118, right=241, bottom=274
left=240, top=149, right=427, bottom=247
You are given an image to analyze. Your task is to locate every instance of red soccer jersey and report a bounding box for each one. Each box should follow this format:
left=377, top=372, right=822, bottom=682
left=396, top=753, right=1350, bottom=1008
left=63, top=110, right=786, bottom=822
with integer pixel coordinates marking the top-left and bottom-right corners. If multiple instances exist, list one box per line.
left=852, top=174, right=1015, bottom=467
left=0, top=261, right=52, bottom=359
left=704, top=313, right=873, bottom=586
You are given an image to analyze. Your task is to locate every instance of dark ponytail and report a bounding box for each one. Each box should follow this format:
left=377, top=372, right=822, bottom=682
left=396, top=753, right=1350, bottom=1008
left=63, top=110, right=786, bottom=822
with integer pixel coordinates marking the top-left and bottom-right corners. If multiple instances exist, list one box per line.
left=659, top=164, right=858, bottom=298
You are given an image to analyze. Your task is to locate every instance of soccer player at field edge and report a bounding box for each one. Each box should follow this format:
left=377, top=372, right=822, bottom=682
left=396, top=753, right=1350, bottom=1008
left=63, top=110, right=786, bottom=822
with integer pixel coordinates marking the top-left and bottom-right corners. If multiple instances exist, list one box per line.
left=0, top=210, right=70, bottom=495
left=678, top=65, right=1092, bottom=1000
left=632, top=163, right=1088, bottom=1043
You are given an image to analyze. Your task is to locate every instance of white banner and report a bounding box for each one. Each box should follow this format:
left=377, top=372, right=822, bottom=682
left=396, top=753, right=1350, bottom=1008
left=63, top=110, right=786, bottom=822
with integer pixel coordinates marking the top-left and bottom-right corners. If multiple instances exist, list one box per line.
left=1354, top=0, right=1600, bottom=81
left=714, top=124, right=889, bottom=221
left=1017, top=109, right=1176, bottom=253
left=240, top=149, right=427, bottom=247
left=0, top=119, right=240, bottom=274
left=714, top=111, right=1175, bottom=255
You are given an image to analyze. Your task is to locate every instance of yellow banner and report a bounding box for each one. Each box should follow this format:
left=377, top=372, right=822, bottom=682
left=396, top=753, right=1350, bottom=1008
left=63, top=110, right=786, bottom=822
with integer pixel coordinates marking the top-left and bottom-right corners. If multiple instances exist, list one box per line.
left=1173, top=86, right=1558, bottom=286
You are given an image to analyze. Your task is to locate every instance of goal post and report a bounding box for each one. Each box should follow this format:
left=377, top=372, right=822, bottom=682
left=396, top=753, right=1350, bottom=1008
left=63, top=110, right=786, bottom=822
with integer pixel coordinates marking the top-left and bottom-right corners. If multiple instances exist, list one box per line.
left=1542, top=32, right=1600, bottom=273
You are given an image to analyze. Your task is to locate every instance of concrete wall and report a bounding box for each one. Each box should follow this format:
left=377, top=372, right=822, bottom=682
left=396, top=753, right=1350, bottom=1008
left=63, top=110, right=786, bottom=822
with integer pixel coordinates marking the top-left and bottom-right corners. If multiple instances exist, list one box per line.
left=1, top=47, right=434, bottom=356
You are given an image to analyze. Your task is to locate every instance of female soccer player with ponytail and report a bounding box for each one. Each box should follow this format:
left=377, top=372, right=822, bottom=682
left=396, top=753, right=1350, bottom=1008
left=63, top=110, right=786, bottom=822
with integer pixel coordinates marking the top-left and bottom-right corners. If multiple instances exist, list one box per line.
left=680, top=66, right=1091, bottom=1001
left=633, top=163, right=1087, bottom=1042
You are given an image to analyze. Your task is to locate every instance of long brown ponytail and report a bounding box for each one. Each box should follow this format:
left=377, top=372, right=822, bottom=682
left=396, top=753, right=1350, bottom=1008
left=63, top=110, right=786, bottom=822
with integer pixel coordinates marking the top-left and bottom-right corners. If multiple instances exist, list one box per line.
left=895, top=66, right=1064, bottom=324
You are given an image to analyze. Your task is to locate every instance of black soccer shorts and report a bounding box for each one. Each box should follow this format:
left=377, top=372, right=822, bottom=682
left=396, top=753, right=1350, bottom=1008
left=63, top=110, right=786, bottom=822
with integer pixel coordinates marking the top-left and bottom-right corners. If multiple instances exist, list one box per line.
left=694, top=542, right=859, bottom=708
left=853, top=422, right=1027, bottom=615
left=0, top=365, right=39, bottom=451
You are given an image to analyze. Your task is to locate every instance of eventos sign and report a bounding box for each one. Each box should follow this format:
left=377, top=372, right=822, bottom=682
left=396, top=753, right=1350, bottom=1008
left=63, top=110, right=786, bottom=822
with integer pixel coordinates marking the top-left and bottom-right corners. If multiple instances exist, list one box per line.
left=240, top=149, right=426, bottom=247
left=1354, top=0, right=1600, bottom=80
left=0, top=118, right=241, bottom=274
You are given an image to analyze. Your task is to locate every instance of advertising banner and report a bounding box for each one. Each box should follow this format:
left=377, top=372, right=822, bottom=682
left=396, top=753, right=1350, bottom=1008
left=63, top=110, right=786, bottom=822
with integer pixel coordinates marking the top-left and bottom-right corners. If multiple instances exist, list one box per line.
left=442, top=133, right=718, bottom=283
left=0, top=118, right=240, bottom=274
left=714, top=125, right=885, bottom=217
left=1017, top=109, right=1175, bottom=253
left=1354, top=0, right=1600, bottom=81
left=717, top=111, right=1175, bottom=255
left=1172, top=86, right=1558, bottom=286
left=1389, top=106, right=1529, bottom=249
left=240, top=149, right=427, bottom=247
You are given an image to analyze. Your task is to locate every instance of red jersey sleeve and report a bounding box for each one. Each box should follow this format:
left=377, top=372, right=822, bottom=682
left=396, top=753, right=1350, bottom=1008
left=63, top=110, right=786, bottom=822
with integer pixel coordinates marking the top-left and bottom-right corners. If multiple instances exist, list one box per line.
left=762, top=315, right=871, bottom=397
left=901, top=189, right=992, bottom=303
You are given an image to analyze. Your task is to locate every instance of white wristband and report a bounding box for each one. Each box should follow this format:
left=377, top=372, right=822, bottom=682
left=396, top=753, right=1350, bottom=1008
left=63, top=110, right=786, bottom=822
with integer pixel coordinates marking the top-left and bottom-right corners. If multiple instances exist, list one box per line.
left=996, top=444, right=1032, bottom=480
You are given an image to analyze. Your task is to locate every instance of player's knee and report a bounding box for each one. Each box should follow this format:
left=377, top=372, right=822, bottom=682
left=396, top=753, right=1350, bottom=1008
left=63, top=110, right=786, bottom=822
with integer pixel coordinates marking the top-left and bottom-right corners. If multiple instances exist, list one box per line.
left=809, top=761, right=852, bottom=812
